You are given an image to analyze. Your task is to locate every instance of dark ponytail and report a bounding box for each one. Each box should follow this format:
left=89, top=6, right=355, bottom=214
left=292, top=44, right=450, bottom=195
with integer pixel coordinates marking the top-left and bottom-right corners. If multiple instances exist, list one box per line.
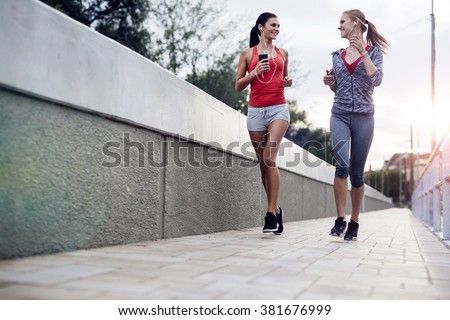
left=249, top=12, right=277, bottom=48
left=249, top=26, right=260, bottom=47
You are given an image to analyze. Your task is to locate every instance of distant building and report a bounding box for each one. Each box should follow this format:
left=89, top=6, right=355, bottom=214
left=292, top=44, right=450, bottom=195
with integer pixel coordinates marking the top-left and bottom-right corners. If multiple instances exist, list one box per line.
left=382, top=153, right=431, bottom=185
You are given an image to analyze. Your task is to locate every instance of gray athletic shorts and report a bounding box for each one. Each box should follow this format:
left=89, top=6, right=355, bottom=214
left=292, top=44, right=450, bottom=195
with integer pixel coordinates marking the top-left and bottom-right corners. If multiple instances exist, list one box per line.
left=247, top=104, right=290, bottom=131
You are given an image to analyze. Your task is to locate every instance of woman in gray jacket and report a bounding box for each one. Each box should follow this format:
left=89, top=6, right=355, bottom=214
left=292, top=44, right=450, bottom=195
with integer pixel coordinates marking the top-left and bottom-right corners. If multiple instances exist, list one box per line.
left=323, top=9, right=389, bottom=241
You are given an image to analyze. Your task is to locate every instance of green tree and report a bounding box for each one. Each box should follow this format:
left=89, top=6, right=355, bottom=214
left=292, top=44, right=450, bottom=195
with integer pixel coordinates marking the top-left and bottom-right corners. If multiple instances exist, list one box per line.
left=365, top=169, right=402, bottom=204
left=284, top=100, right=333, bottom=165
left=39, top=0, right=154, bottom=59
left=40, top=0, right=87, bottom=23
left=286, top=126, right=333, bottom=165
left=148, top=0, right=225, bottom=75
left=186, top=51, right=248, bottom=112
left=286, top=99, right=307, bottom=126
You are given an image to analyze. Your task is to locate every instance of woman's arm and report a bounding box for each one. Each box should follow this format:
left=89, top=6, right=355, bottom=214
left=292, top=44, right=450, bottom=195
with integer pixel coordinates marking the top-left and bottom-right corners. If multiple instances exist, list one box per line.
left=280, top=48, right=292, bottom=87
left=350, top=35, right=383, bottom=85
left=235, top=49, right=256, bottom=92
left=365, top=47, right=383, bottom=86
left=360, top=52, right=377, bottom=77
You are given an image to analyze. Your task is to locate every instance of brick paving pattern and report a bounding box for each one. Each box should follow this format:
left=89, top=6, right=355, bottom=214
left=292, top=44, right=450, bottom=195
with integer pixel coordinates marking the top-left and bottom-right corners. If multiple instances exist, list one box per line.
left=1, top=208, right=449, bottom=299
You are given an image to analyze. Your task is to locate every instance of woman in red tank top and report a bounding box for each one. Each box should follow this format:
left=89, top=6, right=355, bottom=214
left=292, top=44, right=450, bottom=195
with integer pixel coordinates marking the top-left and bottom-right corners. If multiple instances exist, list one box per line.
left=235, top=12, right=293, bottom=234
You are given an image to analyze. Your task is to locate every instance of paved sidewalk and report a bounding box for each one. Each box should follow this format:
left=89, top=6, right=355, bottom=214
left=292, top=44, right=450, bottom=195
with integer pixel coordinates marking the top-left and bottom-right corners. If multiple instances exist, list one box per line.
left=1, top=208, right=449, bottom=300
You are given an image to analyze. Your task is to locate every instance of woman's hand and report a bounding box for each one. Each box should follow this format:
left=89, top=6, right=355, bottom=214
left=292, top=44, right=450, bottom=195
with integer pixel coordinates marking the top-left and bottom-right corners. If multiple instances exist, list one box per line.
left=323, top=69, right=334, bottom=86
left=349, top=35, right=366, bottom=55
left=255, top=58, right=270, bottom=76
left=323, top=69, right=336, bottom=92
left=283, top=76, right=293, bottom=87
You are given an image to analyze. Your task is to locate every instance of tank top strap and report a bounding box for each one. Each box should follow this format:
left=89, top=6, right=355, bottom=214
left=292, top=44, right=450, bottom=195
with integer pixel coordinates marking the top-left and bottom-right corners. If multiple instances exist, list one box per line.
left=249, top=46, right=259, bottom=72
left=274, top=46, right=285, bottom=61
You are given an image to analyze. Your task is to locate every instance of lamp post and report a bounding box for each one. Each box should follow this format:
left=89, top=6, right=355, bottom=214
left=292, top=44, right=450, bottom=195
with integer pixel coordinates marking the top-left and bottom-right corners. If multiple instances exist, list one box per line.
left=399, top=158, right=403, bottom=207
left=431, top=0, right=436, bottom=150
left=410, top=123, right=415, bottom=205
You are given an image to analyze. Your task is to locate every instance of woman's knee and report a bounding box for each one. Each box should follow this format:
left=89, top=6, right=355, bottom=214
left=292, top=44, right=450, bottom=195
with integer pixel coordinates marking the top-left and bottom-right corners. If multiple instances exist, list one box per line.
left=335, top=166, right=349, bottom=179
left=261, top=154, right=277, bottom=168
left=350, top=174, right=364, bottom=188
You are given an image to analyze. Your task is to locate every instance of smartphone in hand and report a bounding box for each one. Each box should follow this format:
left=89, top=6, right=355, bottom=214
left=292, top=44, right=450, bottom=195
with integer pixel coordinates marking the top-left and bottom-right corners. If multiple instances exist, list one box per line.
left=258, top=53, right=268, bottom=61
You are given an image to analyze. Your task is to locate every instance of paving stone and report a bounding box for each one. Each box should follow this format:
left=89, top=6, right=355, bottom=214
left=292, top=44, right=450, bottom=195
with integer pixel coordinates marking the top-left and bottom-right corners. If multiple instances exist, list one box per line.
left=0, top=209, right=449, bottom=299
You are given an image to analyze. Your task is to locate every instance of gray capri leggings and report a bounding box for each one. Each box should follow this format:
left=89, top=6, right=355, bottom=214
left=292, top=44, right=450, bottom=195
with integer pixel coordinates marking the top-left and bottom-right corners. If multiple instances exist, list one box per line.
left=330, top=113, right=374, bottom=188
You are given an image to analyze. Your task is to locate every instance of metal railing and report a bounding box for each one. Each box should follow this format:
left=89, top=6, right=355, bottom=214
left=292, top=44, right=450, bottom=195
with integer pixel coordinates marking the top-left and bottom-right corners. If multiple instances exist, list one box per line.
left=412, top=127, right=450, bottom=240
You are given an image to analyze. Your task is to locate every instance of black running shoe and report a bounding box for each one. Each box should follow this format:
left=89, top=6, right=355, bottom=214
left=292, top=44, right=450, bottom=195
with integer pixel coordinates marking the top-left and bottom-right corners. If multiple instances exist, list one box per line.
left=330, top=217, right=347, bottom=237
left=274, top=206, right=284, bottom=235
left=263, top=212, right=278, bottom=233
left=344, top=220, right=359, bottom=241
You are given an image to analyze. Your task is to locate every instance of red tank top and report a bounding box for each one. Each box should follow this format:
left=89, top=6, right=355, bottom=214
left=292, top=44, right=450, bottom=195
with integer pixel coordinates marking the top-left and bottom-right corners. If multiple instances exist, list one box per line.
left=341, top=45, right=371, bottom=74
left=248, top=46, right=286, bottom=107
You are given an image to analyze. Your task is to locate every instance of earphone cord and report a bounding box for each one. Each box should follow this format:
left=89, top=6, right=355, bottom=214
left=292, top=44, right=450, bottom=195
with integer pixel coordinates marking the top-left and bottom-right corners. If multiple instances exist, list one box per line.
left=255, top=38, right=277, bottom=84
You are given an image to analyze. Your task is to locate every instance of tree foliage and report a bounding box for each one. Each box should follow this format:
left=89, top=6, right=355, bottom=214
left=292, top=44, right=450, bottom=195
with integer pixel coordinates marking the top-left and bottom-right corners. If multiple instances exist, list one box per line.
left=148, top=0, right=226, bottom=76
left=365, top=169, right=407, bottom=205
left=40, top=0, right=154, bottom=59
left=186, top=51, right=248, bottom=112
left=285, top=101, right=333, bottom=165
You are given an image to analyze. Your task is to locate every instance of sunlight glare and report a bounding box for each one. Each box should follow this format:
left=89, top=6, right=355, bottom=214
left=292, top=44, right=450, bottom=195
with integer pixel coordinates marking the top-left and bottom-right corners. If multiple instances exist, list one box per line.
left=435, top=92, right=450, bottom=140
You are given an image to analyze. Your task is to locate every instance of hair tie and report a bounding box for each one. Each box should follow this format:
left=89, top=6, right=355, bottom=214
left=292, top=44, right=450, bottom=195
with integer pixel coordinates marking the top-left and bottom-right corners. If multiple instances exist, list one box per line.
left=365, top=20, right=368, bottom=24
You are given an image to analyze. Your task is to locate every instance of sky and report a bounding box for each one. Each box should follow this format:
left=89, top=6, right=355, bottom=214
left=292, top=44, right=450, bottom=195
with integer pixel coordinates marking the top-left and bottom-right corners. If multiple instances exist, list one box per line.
left=222, top=0, right=450, bottom=170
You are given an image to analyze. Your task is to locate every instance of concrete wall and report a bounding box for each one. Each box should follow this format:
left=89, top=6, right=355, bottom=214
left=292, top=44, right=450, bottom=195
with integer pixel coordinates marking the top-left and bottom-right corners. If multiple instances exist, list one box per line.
left=0, top=0, right=391, bottom=259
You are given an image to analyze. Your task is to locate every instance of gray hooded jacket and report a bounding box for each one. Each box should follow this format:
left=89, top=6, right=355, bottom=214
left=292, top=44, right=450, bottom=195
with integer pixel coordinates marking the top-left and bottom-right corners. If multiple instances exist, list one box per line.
left=331, top=45, right=383, bottom=115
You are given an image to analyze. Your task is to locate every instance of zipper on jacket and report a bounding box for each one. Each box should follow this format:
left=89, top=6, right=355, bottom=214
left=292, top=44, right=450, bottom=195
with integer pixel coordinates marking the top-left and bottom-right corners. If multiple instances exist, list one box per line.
left=351, top=74, right=355, bottom=113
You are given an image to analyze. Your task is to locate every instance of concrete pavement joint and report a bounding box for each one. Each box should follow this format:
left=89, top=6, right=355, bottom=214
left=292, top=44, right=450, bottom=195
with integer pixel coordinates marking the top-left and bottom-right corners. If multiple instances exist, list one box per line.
left=0, top=208, right=449, bottom=299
